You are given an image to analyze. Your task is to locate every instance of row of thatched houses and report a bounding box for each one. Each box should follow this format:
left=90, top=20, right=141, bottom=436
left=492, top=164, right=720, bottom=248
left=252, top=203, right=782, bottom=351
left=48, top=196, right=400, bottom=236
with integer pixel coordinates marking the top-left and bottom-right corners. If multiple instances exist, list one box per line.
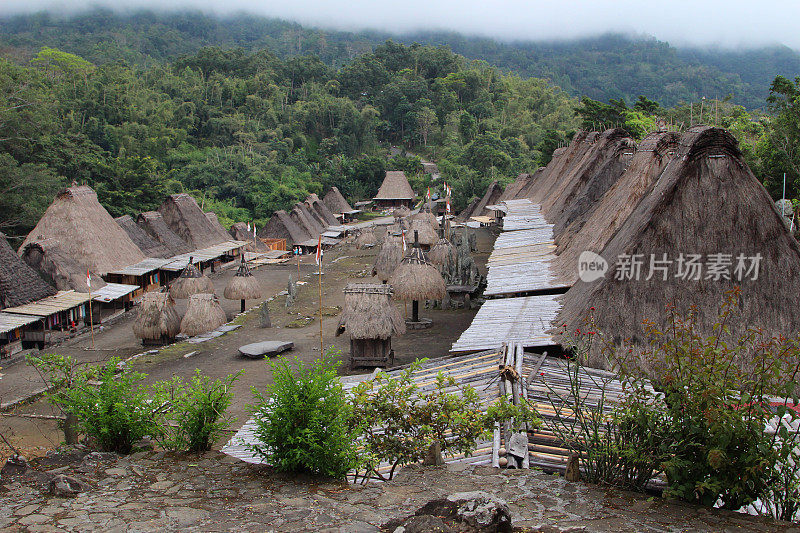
left=453, top=126, right=800, bottom=367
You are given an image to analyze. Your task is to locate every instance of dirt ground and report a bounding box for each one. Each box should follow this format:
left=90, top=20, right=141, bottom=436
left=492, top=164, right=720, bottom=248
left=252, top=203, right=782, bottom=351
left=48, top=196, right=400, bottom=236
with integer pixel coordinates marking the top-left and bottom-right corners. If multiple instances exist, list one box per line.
left=0, top=227, right=496, bottom=460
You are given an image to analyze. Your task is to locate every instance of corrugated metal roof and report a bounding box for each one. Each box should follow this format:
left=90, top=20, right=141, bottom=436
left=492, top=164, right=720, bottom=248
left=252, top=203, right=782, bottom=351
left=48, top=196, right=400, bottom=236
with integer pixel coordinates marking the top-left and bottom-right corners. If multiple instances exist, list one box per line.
left=92, top=283, right=139, bottom=303
left=0, top=312, right=42, bottom=334
left=451, top=295, right=561, bottom=352
left=161, top=241, right=248, bottom=271
left=107, top=257, right=171, bottom=277
left=3, top=291, right=91, bottom=317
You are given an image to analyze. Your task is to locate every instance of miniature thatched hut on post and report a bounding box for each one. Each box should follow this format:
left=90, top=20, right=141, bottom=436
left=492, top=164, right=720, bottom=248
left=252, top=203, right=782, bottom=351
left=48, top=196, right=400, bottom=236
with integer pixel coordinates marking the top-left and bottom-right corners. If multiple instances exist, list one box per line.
left=355, top=231, right=378, bottom=249
left=169, top=258, right=214, bottom=299
left=428, top=238, right=456, bottom=269
left=337, top=283, right=406, bottom=369
left=132, top=292, right=181, bottom=346
left=393, top=206, right=412, bottom=219
left=374, top=171, right=415, bottom=210
left=389, top=231, right=446, bottom=327
left=181, top=293, right=227, bottom=336
left=224, top=256, right=263, bottom=313
left=408, top=218, right=437, bottom=250
left=412, top=208, right=440, bottom=231
left=373, top=234, right=404, bottom=283
left=21, top=185, right=146, bottom=275
left=157, top=194, right=231, bottom=249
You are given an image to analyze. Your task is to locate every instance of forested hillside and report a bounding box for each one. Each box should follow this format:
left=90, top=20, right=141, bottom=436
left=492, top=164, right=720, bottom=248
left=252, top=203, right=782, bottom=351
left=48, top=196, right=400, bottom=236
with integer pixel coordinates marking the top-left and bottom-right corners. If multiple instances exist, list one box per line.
left=2, top=9, right=800, bottom=109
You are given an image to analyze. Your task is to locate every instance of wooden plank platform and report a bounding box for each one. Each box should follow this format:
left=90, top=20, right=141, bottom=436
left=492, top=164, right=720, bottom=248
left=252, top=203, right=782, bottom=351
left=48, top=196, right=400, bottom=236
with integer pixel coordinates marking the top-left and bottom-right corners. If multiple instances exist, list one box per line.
left=450, top=295, right=561, bottom=352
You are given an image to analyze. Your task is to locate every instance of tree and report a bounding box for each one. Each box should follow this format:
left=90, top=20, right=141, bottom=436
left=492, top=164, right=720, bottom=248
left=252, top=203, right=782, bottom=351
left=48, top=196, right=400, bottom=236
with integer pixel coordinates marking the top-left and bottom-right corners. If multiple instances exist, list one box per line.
left=416, top=106, right=437, bottom=147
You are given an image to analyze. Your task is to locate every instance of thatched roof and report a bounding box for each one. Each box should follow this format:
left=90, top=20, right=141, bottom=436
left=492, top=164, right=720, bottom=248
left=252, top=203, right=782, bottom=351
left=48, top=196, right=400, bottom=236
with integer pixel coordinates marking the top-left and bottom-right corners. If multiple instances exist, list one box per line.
left=169, top=261, right=214, bottom=299
left=337, top=283, right=406, bottom=340
left=157, top=194, right=230, bottom=249
left=132, top=292, right=181, bottom=341
left=324, top=187, right=357, bottom=215
left=412, top=210, right=440, bottom=230
left=0, top=233, right=56, bottom=309
left=499, top=173, right=538, bottom=203
left=373, top=234, right=404, bottom=281
left=298, top=203, right=325, bottom=234
left=555, top=126, right=800, bottom=366
left=205, top=212, right=230, bottom=236
left=552, top=131, right=679, bottom=285
left=224, top=257, right=263, bottom=300
left=389, top=247, right=446, bottom=301
left=21, top=185, right=145, bottom=275
left=454, top=180, right=503, bottom=222
left=393, top=206, right=412, bottom=218
left=259, top=210, right=310, bottom=248
left=408, top=218, right=438, bottom=247
left=137, top=211, right=193, bottom=256
left=355, top=231, right=378, bottom=249
left=289, top=205, right=321, bottom=238
left=306, top=193, right=339, bottom=226
left=428, top=238, right=456, bottom=268
left=374, top=171, right=415, bottom=200
left=181, top=293, right=227, bottom=336
left=20, top=239, right=106, bottom=292
left=115, top=215, right=171, bottom=258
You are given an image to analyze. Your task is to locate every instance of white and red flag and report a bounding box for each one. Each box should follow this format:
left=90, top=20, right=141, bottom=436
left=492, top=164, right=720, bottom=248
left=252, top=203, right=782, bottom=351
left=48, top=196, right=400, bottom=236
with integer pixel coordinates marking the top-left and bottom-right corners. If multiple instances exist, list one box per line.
left=86, top=269, right=91, bottom=290
left=315, top=235, right=323, bottom=265
left=446, top=199, right=451, bottom=214
left=401, top=229, right=407, bottom=252
left=426, top=187, right=431, bottom=200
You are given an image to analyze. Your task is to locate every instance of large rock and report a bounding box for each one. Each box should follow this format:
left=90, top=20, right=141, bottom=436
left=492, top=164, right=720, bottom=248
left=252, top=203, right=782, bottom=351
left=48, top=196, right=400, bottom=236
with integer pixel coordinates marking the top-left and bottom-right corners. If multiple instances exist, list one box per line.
left=48, top=475, right=87, bottom=497
left=388, top=491, right=512, bottom=533
left=238, top=340, right=293, bottom=359
left=1, top=455, right=28, bottom=476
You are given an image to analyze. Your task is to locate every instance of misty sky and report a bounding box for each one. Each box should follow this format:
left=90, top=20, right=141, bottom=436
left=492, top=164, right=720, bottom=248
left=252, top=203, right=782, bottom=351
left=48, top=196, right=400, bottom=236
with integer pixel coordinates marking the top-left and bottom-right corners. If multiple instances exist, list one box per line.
left=2, top=0, right=799, bottom=50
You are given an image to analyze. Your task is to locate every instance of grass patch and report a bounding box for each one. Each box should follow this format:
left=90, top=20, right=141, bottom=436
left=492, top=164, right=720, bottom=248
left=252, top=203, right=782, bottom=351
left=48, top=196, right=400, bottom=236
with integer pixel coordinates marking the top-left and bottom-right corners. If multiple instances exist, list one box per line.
left=287, top=317, right=314, bottom=328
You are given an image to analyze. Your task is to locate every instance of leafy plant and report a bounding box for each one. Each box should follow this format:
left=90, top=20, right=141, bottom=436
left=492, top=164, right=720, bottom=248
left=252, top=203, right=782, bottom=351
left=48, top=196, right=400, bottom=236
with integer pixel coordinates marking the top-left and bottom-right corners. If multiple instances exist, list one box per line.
left=154, top=370, right=241, bottom=453
left=248, top=350, right=362, bottom=479
left=58, top=358, right=162, bottom=454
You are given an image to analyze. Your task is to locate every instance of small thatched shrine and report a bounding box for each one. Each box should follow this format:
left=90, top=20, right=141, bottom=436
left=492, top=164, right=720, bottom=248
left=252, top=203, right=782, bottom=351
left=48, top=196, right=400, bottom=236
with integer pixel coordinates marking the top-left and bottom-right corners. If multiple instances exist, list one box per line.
left=169, top=259, right=214, bottom=299
left=408, top=218, right=437, bottom=250
left=372, top=234, right=404, bottom=283
left=393, top=206, right=412, bottom=219
left=337, top=283, right=405, bottom=369
left=157, top=194, right=231, bottom=249
left=136, top=211, right=193, bottom=256
left=132, top=292, right=181, bottom=345
left=181, top=293, right=227, bottom=336
left=224, top=256, right=263, bottom=313
left=389, top=234, right=446, bottom=326
left=355, top=231, right=378, bottom=249
left=428, top=238, right=456, bottom=269
left=374, top=171, right=415, bottom=209
left=0, top=233, right=56, bottom=309
left=259, top=210, right=310, bottom=248
left=21, top=185, right=146, bottom=275
left=412, top=209, right=440, bottom=231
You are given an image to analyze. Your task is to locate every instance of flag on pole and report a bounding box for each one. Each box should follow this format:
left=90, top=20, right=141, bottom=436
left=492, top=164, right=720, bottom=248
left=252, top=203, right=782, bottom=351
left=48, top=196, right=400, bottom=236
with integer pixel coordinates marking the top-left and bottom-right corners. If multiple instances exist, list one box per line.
left=401, top=230, right=407, bottom=252
left=86, top=269, right=91, bottom=290
left=246, top=222, right=251, bottom=232
left=315, top=235, right=323, bottom=265
left=253, top=222, right=256, bottom=239
left=446, top=198, right=451, bottom=214
left=426, top=187, right=431, bottom=200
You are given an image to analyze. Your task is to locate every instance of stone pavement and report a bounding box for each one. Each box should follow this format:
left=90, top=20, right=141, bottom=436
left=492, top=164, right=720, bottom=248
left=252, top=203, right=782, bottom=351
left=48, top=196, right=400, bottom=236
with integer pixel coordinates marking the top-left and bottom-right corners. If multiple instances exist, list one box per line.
left=1, top=447, right=797, bottom=532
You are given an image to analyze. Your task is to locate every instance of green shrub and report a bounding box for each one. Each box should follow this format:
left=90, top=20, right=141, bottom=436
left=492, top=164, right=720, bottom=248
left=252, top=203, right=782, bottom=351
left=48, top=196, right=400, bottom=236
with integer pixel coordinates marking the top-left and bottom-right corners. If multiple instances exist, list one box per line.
left=248, top=351, right=362, bottom=479
left=59, top=358, right=160, bottom=454
left=154, top=370, right=240, bottom=453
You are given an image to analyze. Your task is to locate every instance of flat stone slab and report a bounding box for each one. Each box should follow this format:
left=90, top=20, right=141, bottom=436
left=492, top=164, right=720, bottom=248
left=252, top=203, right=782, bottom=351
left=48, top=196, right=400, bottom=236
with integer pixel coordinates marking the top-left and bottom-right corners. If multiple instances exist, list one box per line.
left=238, top=341, right=293, bottom=359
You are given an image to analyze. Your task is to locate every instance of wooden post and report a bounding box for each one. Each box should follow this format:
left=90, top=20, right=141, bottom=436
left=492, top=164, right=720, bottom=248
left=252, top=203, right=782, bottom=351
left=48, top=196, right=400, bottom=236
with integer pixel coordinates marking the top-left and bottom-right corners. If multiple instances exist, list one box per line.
left=240, top=299, right=246, bottom=314
left=412, top=300, right=419, bottom=322
left=319, top=253, right=324, bottom=356
left=88, top=286, right=95, bottom=350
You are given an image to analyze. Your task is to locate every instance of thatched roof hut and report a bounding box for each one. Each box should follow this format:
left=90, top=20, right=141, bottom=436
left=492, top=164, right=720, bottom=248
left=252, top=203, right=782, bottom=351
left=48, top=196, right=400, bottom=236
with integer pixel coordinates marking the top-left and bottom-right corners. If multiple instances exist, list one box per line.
left=21, top=185, right=145, bottom=275
left=298, top=203, right=325, bottom=233
left=0, top=233, right=56, bottom=309
left=259, top=210, right=310, bottom=248
left=205, top=212, right=230, bottom=236
left=408, top=219, right=438, bottom=248
left=181, top=293, right=227, bottom=336
left=115, top=215, right=171, bottom=258
left=20, top=239, right=105, bottom=292
left=355, top=231, right=378, bottom=249
left=412, top=209, right=440, bottom=231
left=554, top=126, right=800, bottom=366
left=289, top=205, right=321, bottom=239
left=337, top=283, right=405, bottom=339
left=373, top=234, right=404, bottom=282
left=499, top=173, right=538, bottom=203
left=157, top=194, right=230, bottom=249
left=169, top=260, right=214, bottom=299
left=224, top=256, right=262, bottom=312
left=305, top=193, right=339, bottom=226
left=324, top=187, right=358, bottom=216
left=136, top=211, right=193, bottom=256
left=428, top=238, right=456, bottom=268
left=230, top=223, right=269, bottom=252
left=393, top=206, right=412, bottom=219
left=132, top=292, right=181, bottom=344
left=374, top=171, right=415, bottom=208
left=389, top=247, right=446, bottom=302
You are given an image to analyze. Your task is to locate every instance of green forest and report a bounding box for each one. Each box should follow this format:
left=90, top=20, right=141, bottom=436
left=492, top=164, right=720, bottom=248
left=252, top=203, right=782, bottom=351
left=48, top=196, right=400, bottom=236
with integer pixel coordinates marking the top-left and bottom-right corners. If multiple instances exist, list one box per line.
left=1, top=9, right=800, bottom=246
